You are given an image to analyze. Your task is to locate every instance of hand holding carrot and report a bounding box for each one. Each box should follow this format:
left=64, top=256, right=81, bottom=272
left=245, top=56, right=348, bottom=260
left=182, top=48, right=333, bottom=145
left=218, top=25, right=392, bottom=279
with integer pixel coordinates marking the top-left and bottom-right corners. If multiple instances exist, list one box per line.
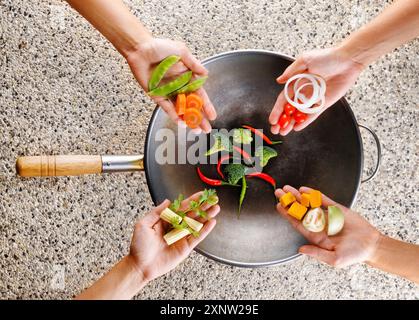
left=127, top=38, right=216, bottom=133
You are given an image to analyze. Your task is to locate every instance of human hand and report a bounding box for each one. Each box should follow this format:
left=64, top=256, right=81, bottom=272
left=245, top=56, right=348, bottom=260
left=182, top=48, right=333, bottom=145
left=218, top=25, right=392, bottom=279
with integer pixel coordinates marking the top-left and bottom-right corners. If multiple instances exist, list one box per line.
left=269, top=47, right=365, bottom=135
left=126, top=38, right=217, bottom=133
left=128, top=191, right=220, bottom=283
left=275, top=185, right=382, bottom=268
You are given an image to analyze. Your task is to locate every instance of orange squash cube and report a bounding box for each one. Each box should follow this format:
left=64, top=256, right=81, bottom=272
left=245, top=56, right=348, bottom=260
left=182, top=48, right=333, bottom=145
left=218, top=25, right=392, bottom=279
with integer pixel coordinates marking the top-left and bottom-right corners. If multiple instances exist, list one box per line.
left=309, top=190, right=322, bottom=208
left=288, top=202, right=308, bottom=220
left=280, top=192, right=296, bottom=208
left=301, top=193, right=311, bottom=207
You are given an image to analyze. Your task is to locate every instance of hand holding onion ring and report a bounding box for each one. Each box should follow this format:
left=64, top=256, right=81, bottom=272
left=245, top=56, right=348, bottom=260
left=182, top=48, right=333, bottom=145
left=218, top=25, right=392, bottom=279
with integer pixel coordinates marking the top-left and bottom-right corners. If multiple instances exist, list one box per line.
left=284, top=73, right=327, bottom=114
left=274, top=73, right=327, bottom=132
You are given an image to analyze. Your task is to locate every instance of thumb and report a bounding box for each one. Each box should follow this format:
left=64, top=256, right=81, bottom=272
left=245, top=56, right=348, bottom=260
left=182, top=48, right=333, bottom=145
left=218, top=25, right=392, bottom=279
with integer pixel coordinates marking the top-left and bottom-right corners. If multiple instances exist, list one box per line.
left=277, top=56, right=307, bottom=83
left=299, top=245, right=336, bottom=266
left=139, top=199, right=171, bottom=227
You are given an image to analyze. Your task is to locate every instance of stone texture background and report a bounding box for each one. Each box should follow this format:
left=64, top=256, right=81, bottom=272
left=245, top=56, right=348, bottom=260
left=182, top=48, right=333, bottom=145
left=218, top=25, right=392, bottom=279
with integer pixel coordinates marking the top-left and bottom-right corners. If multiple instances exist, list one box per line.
left=0, top=0, right=418, bottom=299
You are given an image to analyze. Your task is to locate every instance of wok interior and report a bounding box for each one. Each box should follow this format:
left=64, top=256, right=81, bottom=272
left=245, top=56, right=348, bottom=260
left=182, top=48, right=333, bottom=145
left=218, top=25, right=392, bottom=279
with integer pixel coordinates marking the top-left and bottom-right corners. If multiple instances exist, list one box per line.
left=145, top=51, right=362, bottom=266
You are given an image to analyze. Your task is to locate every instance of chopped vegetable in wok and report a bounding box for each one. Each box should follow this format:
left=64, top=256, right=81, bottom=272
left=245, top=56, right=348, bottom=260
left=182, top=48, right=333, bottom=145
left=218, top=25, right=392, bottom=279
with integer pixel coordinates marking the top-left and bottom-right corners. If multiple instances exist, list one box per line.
left=233, top=128, right=253, bottom=145
left=224, top=163, right=246, bottom=185
left=205, top=132, right=232, bottom=156
left=255, top=146, right=278, bottom=167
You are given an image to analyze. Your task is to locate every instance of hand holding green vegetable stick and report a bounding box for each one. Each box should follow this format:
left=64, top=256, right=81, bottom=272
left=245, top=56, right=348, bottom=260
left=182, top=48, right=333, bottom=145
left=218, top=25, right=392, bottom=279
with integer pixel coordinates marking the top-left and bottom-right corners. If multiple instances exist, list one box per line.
left=160, top=189, right=219, bottom=245
left=126, top=190, right=219, bottom=284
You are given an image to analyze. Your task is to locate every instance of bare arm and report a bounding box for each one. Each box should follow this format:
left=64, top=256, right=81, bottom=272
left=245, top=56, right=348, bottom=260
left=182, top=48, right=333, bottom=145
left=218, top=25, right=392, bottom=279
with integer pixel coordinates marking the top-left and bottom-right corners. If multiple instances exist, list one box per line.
left=270, top=0, right=419, bottom=135
left=65, top=0, right=216, bottom=133
left=75, top=193, right=220, bottom=300
left=75, top=256, right=147, bottom=300
left=276, top=186, right=419, bottom=284
left=66, top=0, right=151, bottom=58
left=367, top=236, right=419, bottom=283
left=340, top=0, right=419, bottom=66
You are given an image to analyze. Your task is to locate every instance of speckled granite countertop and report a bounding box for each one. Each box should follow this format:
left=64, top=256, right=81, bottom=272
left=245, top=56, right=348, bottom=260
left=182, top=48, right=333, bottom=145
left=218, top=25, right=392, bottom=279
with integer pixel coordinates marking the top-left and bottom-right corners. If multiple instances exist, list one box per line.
left=0, top=0, right=417, bottom=299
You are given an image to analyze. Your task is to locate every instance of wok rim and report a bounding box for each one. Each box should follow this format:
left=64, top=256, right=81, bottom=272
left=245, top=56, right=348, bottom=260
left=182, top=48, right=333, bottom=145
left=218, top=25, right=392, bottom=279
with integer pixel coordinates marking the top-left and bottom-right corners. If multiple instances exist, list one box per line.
left=144, top=49, right=363, bottom=267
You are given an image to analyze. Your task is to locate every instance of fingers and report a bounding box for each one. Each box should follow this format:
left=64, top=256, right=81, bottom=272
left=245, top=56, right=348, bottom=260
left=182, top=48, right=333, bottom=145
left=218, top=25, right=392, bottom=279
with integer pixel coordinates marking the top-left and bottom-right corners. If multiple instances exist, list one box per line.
left=299, top=245, right=337, bottom=266
left=139, top=199, right=171, bottom=227
left=293, top=112, right=321, bottom=131
left=276, top=56, right=307, bottom=83
left=179, top=191, right=203, bottom=212
left=199, top=117, right=212, bottom=134
left=188, top=204, right=220, bottom=225
left=268, top=88, right=294, bottom=136
left=283, top=185, right=302, bottom=202
left=197, top=87, right=217, bottom=121
left=270, top=124, right=280, bottom=135
left=279, top=118, right=295, bottom=136
left=187, top=219, right=217, bottom=248
left=269, top=90, right=286, bottom=126
left=298, top=186, right=338, bottom=207
left=180, top=190, right=220, bottom=222
left=180, top=46, right=208, bottom=76
left=154, top=98, right=183, bottom=126
left=275, top=186, right=335, bottom=250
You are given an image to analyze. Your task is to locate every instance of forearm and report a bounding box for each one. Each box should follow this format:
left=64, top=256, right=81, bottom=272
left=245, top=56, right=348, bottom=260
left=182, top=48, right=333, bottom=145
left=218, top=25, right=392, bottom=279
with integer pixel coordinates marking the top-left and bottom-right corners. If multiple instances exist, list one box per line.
left=339, top=0, right=419, bottom=66
left=66, top=0, right=152, bottom=58
left=367, top=235, right=419, bottom=284
left=75, top=256, right=148, bottom=300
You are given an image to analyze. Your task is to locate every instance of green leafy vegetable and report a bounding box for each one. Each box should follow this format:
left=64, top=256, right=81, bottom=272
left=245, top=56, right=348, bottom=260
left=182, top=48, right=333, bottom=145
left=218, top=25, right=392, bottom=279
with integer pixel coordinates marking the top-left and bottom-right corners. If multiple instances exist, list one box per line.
left=205, top=132, right=232, bottom=156
left=176, top=189, right=218, bottom=219
left=169, top=193, right=184, bottom=213
left=224, top=163, right=246, bottom=185
left=162, top=189, right=218, bottom=245
left=255, top=146, right=278, bottom=167
left=238, top=176, right=247, bottom=216
left=233, top=128, right=253, bottom=145
left=171, top=220, right=199, bottom=237
left=200, top=189, right=218, bottom=206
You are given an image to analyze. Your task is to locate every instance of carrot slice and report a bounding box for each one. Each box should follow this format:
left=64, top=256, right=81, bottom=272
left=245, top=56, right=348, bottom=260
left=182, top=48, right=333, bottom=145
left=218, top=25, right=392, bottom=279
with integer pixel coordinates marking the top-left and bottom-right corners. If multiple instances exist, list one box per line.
left=186, top=93, right=203, bottom=110
left=184, top=108, right=203, bottom=129
left=175, top=93, right=186, bottom=115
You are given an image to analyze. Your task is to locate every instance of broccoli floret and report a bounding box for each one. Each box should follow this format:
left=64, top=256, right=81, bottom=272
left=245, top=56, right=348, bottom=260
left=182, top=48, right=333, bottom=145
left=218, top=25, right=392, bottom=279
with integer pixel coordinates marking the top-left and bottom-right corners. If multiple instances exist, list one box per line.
left=233, top=128, right=253, bottom=145
left=205, top=132, right=232, bottom=156
left=255, top=146, right=278, bottom=167
left=224, top=163, right=246, bottom=185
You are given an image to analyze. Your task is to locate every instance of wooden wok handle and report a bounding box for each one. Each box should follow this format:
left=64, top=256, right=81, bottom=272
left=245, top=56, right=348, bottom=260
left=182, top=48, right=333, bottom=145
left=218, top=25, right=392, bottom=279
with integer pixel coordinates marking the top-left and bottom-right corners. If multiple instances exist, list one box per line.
left=16, top=155, right=103, bottom=177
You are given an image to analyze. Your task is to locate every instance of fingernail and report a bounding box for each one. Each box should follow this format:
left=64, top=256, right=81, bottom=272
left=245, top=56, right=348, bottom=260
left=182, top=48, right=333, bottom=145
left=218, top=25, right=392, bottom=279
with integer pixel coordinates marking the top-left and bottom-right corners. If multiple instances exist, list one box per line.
left=191, top=128, right=202, bottom=135
left=178, top=120, right=187, bottom=128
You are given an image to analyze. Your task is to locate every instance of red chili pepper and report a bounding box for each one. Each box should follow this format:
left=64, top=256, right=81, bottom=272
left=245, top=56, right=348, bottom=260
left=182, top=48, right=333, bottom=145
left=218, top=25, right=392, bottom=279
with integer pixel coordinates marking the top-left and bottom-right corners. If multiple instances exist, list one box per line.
left=242, top=125, right=282, bottom=145
left=196, top=167, right=238, bottom=187
left=232, top=145, right=252, bottom=163
left=216, top=155, right=231, bottom=179
left=246, top=172, right=276, bottom=188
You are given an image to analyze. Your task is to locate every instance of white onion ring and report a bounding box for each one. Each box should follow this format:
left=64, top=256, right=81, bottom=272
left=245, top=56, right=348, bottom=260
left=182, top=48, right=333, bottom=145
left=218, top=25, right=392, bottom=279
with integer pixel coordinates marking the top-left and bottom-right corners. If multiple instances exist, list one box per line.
left=294, top=82, right=324, bottom=114
left=284, top=73, right=326, bottom=114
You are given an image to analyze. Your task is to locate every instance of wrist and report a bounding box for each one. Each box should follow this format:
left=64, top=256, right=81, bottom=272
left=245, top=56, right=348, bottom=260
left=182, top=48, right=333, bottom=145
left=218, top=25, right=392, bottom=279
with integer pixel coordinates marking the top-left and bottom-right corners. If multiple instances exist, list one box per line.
left=337, top=27, right=383, bottom=68
left=120, top=33, right=153, bottom=61
left=335, top=41, right=369, bottom=70
left=365, top=232, right=386, bottom=266
left=122, top=255, right=149, bottom=292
